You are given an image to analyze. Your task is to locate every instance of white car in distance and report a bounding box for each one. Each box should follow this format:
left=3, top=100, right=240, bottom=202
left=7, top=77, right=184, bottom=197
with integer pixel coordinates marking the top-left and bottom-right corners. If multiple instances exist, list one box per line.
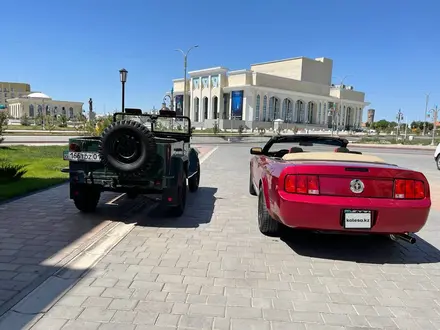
left=435, top=143, right=440, bottom=170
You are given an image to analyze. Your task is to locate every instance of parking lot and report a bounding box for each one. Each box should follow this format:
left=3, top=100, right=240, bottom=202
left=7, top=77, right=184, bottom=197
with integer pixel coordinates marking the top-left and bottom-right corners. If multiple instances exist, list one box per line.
left=1, top=144, right=440, bottom=329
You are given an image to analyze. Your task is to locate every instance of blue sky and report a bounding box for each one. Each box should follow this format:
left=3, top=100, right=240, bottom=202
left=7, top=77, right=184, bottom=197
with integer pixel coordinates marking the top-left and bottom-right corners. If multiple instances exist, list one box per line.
left=1, top=0, right=439, bottom=122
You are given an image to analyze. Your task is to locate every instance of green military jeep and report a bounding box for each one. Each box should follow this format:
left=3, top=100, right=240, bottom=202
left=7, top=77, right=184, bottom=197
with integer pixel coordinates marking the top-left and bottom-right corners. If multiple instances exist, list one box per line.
left=62, top=108, right=200, bottom=217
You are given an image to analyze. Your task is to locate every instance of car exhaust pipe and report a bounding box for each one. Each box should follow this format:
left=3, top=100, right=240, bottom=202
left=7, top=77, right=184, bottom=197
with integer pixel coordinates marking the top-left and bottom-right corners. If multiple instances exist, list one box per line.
left=389, top=233, right=416, bottom=244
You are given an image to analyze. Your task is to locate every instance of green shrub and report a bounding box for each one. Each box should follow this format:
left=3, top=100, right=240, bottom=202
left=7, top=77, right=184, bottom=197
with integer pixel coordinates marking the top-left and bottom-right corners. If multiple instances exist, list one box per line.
left=0, top=160, right=27, bottom=183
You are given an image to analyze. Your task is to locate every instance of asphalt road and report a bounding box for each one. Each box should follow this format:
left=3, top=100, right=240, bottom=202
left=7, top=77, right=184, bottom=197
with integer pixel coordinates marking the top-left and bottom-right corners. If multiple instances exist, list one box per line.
left=1, top=145, right=440, bottom=329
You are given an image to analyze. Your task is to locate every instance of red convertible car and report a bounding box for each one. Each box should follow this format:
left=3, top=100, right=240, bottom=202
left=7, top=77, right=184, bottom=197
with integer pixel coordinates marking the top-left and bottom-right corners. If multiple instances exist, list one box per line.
left=249, top=135, right=431, bottom=244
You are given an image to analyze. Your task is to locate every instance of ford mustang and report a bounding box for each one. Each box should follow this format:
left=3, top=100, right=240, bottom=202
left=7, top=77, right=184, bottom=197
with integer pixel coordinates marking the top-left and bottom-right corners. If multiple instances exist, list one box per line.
left=249, top=135, right=431, bottom=244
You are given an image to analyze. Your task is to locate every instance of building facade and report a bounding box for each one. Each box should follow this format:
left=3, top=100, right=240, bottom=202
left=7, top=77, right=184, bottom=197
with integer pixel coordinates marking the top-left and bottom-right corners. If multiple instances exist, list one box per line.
left=170, top=57, right=370, bottom=130
left=7, top=92, right=83, bottom=119
left=0, top=82, right=31, bottom=108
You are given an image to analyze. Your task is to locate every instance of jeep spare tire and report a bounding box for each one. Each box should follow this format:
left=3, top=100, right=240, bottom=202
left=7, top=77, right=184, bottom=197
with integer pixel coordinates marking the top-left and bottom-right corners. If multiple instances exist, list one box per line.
left=99, top=120, right=157, bottom=175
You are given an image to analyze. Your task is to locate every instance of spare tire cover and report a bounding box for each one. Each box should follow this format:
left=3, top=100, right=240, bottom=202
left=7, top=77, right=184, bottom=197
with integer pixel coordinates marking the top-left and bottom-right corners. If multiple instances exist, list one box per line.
left=99, top=120, right=157, bottom=175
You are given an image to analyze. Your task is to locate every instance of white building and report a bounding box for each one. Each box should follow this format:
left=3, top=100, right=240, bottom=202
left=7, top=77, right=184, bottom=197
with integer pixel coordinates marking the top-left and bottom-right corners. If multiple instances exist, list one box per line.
left=7, top=92, right=83, bottom=119
left=170, top=56, right=370, bottom=130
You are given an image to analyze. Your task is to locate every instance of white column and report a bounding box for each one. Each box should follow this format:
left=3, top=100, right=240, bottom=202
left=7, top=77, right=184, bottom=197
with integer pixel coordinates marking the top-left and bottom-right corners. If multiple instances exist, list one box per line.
left=303, top=100, right=309, bottom=124
left=245, top=89, right=253, bottom=121
left=219, top=75, right=224, bottom=119
left=190, top=78, right=194, bottom=121
left=208, top=75, right=213, bottom=119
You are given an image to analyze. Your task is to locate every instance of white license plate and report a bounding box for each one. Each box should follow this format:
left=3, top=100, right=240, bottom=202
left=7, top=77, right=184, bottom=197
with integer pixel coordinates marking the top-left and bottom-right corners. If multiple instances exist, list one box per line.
left=343, top=210, right=372, bottom=229
left=64, top=151, right=101, bottom=163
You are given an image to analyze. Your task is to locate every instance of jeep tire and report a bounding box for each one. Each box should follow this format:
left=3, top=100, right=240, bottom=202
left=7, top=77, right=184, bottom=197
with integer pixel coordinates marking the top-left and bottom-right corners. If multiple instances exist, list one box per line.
left=168, top=174, right=187, bottom=217
left=99, top=120, right=157, bottom=176
left=188, top=159, right=200, bottom=193
left=73, top=186, right=101, bottom=213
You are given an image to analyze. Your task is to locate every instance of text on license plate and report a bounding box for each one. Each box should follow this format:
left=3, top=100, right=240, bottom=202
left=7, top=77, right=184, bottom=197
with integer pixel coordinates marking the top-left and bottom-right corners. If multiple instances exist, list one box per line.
left=64, top=151, right=101, bottom=162
left=343, top=210, right=372, bottom=229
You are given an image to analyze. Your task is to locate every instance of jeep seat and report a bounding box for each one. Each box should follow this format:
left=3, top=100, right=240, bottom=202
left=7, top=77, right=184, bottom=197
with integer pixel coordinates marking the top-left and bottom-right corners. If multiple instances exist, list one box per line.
left=289, top=147, right=303, bottom=153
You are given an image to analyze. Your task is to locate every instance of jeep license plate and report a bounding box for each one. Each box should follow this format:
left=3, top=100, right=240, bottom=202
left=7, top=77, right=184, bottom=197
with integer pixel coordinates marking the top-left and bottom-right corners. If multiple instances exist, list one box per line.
left=63, top=151, right=101, bottom=163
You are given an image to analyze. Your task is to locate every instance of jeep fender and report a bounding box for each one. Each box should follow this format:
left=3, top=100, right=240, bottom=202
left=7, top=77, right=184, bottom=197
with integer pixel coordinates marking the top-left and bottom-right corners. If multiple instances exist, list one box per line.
left=162, top=156, right=185, bottom=206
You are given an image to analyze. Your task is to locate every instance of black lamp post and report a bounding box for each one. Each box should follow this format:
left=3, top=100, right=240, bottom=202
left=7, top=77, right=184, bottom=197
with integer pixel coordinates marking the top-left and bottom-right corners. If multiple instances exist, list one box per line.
left=119, top=68, right=128, bottom=113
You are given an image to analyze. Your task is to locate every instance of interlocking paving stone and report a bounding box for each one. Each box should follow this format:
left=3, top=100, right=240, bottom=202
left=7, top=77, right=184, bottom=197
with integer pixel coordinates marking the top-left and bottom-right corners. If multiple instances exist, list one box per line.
left=10, top=145, right=440, bottom=329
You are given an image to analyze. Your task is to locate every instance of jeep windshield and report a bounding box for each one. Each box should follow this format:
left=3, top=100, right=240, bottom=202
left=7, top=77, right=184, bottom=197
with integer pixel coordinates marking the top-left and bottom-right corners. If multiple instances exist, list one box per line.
left=114, top=113, right=191, bottom=135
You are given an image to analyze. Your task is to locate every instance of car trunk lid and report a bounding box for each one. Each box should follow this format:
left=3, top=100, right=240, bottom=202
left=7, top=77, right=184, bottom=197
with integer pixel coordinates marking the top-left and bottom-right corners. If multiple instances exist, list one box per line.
left=291, top=161, right=417, bottom=199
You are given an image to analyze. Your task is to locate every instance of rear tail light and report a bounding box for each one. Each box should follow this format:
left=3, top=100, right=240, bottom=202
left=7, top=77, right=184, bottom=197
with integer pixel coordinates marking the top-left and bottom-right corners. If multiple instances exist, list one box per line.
left=69, top=143, right=80, bottom=152
left=394, top=179, right=425, bottom=199
left=284, top=174, right=319, bottom=195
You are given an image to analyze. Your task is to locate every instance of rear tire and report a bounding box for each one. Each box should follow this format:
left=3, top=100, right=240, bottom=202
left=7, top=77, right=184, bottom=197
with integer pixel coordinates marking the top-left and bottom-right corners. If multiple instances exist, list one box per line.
left=249, top=171, right=257, bottom=196
left=436, top=155, right=440, bottom=170
left=168, top=175, right=187, bottom=217
left=73, top=186, right=101, bottom=213
left=257, top=185, right=279, bottom=236
left=188, top=159, right=200, bottom=193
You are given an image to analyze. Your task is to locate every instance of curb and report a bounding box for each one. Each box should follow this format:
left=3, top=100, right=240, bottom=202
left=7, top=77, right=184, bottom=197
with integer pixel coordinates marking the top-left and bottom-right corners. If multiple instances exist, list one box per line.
left=350, top=144, right=436, bottom=151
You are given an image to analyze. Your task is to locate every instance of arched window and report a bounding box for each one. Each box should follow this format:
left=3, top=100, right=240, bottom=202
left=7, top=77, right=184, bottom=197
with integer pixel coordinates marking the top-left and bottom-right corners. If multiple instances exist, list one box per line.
left=29, top=104, right=35, bottom=117
left=194, top=98, right=199, bottom=122
left=255, top=95, right=260, bottom=121
left=212, top=96, right=218, bottom=119
left=262, top=96, right=267, bottom=121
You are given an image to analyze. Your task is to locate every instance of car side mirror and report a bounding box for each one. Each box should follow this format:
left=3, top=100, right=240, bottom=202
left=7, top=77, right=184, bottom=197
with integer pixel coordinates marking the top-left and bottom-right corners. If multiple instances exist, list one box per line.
left=250, top=147, right=263, bottom=155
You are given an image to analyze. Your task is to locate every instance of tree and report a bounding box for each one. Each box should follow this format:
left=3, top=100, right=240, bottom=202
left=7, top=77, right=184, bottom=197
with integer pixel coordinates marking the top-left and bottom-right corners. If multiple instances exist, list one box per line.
left=45, top=115, right=57, bottom=132
left=0, top=111, right=8, bottom=143
left=91, top=114, right=113, bottom=136
left=373, top=119, right=390, bottom=131
left=73, top=114, right=88, bottom=133
left=20, top=114, right=31, bottom=126
left=212, top=121, right=219, bottom=134
left=58, top=114, right=68, bottom=128
left=238, top=125, right=244, bottom=135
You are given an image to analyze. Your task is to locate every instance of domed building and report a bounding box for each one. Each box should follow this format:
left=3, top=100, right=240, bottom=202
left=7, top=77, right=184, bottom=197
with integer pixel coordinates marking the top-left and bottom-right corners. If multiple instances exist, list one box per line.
left=7, top=91, right=84, bottom=119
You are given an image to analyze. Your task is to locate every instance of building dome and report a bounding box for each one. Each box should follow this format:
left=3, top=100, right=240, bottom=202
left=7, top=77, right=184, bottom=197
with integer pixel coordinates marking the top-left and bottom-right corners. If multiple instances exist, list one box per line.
left=27, top=92, right=51, bottom=99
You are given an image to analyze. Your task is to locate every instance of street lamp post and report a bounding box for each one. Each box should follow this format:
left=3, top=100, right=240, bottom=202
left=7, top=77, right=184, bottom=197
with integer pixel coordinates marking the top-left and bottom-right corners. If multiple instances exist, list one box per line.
left=423, top=93, right=430, bottom=136
left=396, top=109, right=404, bottom=138
left=175, top=45, right=199, bottom=117
left=119, top=68, right=128, bottom=113
left=428, top=105, right=439, bottom=146
left=328, top=103, right=339, bottom=136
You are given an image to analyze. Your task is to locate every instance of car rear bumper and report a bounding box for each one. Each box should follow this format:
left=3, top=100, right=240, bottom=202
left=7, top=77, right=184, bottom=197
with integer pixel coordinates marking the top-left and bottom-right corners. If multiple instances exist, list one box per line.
left=277, top=192, right=431, bottom=234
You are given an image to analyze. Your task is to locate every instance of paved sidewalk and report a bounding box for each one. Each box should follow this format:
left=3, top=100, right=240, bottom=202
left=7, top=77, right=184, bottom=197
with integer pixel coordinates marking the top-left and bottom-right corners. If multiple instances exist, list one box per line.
left=9, top=146, right=440, bottom=329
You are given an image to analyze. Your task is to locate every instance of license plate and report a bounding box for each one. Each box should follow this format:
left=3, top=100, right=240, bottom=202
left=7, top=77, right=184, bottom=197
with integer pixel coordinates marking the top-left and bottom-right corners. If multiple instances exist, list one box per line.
left=63, top=151, right=101, bottom=163
left=343, top=210, right=372, bottom=229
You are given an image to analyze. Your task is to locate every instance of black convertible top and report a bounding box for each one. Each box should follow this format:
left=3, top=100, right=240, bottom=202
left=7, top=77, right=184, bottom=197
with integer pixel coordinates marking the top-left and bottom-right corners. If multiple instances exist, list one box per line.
left=262, top=134, right=348, bottom=153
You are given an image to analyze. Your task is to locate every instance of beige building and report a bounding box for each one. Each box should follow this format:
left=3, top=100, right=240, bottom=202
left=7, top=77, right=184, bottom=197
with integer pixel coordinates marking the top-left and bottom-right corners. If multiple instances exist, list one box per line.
left=0, top=82, right=31, bottom=108
left=7, top=92, right=83, bottom=119
left=170, top=56, right=370, bottom=130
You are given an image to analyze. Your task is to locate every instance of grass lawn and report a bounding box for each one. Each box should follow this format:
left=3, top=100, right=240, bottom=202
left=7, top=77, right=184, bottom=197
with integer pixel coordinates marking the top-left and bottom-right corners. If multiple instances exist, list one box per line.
left=0, top=145, right=69, bottom=202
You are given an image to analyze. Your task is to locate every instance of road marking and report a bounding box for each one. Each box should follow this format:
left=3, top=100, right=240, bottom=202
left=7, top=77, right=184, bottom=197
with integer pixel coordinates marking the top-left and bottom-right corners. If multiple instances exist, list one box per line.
left=199, top=146, right=218, bottom=164
left=106, top=193, right=126, bottom=205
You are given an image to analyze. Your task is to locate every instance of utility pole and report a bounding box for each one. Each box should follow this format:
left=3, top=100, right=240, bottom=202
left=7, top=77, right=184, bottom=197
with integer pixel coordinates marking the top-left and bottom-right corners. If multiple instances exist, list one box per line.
left=404, top=116, right=408, bottom=141
left=428, top=105, right=439, bottom=146
left=396, top=109, right=403, bottom=139
left=423, top=93, right=430, bottom=135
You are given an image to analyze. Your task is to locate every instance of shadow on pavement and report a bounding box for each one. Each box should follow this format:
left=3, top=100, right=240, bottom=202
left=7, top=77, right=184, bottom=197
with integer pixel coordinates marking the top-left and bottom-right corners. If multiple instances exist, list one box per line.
left=280, top=228, right=440, bottom=264
left=0, top=185, right=143, bottom=319
left=137, top=187, right=218, bottom=228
